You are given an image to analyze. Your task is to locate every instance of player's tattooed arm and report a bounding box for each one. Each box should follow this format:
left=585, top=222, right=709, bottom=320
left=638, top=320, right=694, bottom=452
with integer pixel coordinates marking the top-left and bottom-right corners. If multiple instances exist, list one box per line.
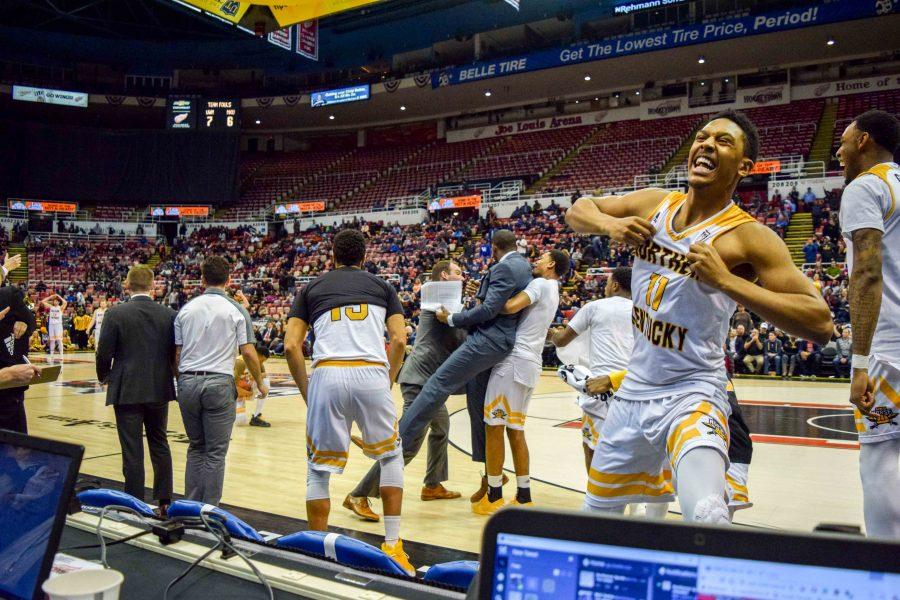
left=847, top=228, right=883, bottom=359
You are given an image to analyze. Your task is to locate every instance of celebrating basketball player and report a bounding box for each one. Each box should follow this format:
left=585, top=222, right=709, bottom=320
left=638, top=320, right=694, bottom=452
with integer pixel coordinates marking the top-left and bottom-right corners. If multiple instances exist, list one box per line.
left=41, top=293, right=67, bottom=364
left=474, top=249, right=568, bottom=515
left=836, top=109, right=900, bottom=539
left=566, top=110, right=832, bottom=523
left=283, top=229, right=414, bottom=574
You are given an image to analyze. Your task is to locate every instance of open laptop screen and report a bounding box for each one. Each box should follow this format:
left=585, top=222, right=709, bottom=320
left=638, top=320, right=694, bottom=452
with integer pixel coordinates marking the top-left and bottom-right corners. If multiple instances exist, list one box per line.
left=491, top=531, right=900, bottom=600
left=0, top=433, right=83, bottom=600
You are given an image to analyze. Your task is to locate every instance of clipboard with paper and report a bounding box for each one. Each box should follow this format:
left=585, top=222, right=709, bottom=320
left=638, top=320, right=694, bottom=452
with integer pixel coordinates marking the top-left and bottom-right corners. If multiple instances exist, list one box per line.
left=0, top=364, right=61, bottom=389
left=419, top=280, right=464, bottom=313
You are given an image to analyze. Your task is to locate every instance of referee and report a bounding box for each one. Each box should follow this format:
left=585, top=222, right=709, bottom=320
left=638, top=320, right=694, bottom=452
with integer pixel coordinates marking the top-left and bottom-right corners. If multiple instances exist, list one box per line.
left=175, top=256, right=268, bottom=505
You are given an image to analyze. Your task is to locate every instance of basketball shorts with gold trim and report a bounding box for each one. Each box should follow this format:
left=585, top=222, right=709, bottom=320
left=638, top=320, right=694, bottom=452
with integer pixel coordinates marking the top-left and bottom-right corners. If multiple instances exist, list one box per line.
left=581, top=407, right=606, bottom=451
left=725, top=462, right=751, bottom=509
left=483, top=357, right=539, bottom=431
left=306, top=364, right=401, bottom=474
left=855, top=356, right=900, bottom=444
left=586, top=390, right=731, bottom=506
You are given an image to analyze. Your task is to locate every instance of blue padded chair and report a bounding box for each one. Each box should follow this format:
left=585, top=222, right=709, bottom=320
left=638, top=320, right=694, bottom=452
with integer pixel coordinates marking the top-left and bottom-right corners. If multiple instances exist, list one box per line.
left=166, top=500, right=264, bottom=542
left=77, top=489, right=156, bottom=518
left=276, top=531, right=409, bottom=577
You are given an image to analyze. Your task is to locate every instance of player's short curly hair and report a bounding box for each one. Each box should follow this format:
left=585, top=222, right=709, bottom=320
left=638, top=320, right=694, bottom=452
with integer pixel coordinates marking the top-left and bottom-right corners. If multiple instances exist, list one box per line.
left=611, top=267, right=632, bottom=294
left=854, top=109, right=900, bottom=158
left=333, top=228, right=367, bottom=266
left=549, top=249, right=570, bottom=278
left=709, top=110, right=759, bottom=162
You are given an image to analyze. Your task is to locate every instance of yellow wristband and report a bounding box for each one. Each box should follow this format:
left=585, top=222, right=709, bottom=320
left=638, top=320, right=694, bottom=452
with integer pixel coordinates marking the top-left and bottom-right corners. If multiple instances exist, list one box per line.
left=608, top=369, right=627, bottom=391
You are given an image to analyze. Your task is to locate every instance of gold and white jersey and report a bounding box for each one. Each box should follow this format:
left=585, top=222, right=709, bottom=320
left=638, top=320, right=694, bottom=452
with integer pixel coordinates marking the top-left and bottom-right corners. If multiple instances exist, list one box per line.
left=841, top=162, right=900, bottom=361
left=617, top=191, right=756, bottom=401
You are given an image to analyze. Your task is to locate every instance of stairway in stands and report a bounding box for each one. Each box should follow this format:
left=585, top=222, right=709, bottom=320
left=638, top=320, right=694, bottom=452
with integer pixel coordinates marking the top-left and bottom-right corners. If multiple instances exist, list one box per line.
left=527, top=126, right=606, bottom=193
left=660, top=126, right=699, bottom=175
left=806, top=99, right=839, bottom=169
left=7, top=243, right=27, bottom=285
left=784, top=212, right=814, bottom=267
left=146, top=251, right=162, bottom=270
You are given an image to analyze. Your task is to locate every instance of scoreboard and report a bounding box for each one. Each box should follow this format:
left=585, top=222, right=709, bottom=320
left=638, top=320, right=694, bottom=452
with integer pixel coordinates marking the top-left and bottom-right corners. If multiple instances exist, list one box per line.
left=167, top=97, right=240, bottom=130
left=202, top=99, right=240, bottom=129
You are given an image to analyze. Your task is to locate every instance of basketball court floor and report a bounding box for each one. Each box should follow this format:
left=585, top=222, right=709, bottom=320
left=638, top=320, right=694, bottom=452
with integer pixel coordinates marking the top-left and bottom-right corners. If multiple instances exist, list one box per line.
left=25, top=353, right=863, bottom=555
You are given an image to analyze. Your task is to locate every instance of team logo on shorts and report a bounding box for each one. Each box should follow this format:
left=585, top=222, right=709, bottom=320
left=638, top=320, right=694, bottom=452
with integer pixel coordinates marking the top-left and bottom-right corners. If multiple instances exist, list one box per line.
left=866, top=407, right=899, bottom=429
left=490, top=407, right=508, bottom=421
left=702, top=417, right=727, bottom=443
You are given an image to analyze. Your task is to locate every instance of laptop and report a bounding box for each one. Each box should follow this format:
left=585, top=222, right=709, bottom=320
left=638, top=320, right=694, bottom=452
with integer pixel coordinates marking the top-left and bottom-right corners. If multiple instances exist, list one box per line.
left=479, top=507, right=900, bottom=599
left=0, top=430, right=84, bottom=600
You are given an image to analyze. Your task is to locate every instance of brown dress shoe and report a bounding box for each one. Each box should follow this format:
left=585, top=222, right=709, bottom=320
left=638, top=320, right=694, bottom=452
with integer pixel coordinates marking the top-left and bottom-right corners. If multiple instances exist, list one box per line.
left=421, top=483, right=462, bottom=501
left=342, top=494, right=380, bottom=522
left=470, top=474, right=509, bottom=503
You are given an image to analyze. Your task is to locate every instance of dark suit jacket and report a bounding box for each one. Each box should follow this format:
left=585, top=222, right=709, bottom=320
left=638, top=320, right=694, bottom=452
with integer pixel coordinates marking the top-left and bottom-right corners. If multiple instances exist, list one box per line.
left=0, top=285, right=37, bottom=399
left=398, top=310, right=466, bottom=387
left=451, top=251, right=532, bottom=350
left=96, top=296, right=176, bottom=406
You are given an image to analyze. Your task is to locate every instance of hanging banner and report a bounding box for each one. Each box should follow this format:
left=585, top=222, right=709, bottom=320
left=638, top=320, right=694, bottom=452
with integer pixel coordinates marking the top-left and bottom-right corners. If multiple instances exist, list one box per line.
left=12, top=85, right=88, bottom=108
left=296, top=20, right=319, bottom=61
left=734, top=84, right=789, bottom=109
left=271, top=0, right=382, bottom=27
left=640, top=97, right=688, bottom=121
left=446, top=109, right=637, bottom=143
left=267, top=26, right=292, bottom=51
left=432, top=1, right=897, bottom=88
left=175, top=0, right=251, bottom=24
left=793, top=74, right=900, bottom=100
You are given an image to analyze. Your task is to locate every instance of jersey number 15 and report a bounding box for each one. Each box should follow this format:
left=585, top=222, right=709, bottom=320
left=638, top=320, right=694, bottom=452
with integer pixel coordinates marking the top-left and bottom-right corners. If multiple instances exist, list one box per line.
left=330, top=304, right=369, bottom=322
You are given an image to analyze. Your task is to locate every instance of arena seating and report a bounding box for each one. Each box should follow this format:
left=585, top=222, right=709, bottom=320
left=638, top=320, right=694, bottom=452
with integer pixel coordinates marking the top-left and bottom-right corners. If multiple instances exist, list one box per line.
left=742, top=99, right=823, bottom=159
left=831, top=90, right=900, bottom=162
left=541, top=116, right=701, bottom=192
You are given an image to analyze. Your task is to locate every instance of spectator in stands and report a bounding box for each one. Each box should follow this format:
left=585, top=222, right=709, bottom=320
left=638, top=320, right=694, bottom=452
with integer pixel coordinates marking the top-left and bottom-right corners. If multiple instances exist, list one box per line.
left=833, top=327, right=852, bottom=378
left=781, top=335, right=799, bottom=378
left=763, top=330, right=783, bottom=377
left=802, top=187, right=816, bottom=207
left=742, top=328, right=764, bottom=374
left=731, top=304, right=753, bottom=331
left=797, top=339, right=820, bottom=377
left=803, top=238, right=819, bottom=264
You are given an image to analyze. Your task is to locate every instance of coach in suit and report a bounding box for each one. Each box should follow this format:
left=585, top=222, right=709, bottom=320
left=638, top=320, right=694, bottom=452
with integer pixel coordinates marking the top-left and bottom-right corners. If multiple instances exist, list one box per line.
left=96, top=264, right=176, bottom=509
left=357, top=229, right=531, bottom=502
left=0, top=270, right=38, bottom=433
left=345, top=259, right=467, bottom=519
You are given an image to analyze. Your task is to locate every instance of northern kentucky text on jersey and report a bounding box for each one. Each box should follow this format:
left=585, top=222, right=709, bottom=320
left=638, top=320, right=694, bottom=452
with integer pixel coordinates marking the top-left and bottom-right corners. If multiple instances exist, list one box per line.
left=633, top=241, right=695, bottom=277
left=632, top=305, right=688, bottom=352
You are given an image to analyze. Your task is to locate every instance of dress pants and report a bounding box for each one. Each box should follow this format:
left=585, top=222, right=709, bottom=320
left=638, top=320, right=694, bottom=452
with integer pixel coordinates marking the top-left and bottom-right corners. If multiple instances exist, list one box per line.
left=0, top=396, right=27, bottom=433
left=114, top=402, right=173, bottom=502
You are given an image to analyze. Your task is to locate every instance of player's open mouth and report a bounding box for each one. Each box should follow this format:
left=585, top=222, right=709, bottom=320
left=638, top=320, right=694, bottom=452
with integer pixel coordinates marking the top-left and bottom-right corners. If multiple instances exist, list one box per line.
left=692, top=155, right=717, bottom=176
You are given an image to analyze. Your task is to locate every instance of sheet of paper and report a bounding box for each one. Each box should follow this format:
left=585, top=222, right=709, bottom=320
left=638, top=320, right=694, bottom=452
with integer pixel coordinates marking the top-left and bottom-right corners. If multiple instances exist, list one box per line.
left=420, top=280, right=463, bottom=313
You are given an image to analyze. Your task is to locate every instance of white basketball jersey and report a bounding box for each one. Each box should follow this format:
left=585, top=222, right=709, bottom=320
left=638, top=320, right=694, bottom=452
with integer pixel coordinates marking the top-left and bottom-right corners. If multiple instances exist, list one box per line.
left=95, top=309, right=105, bottom=329
left=617, top=191, right=756, bottom=401
left=840, top=162, right=900, bottom=361
left=310, top=304, right=390, bottom=367
left=49, top=306, right=62, bottom=325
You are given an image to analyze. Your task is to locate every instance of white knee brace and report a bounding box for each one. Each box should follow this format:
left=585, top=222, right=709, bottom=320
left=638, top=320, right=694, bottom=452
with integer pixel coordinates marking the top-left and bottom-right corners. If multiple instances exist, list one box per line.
left=378, top=452, right=404, bottom=489
left=306, top=468, right=331, bottom=501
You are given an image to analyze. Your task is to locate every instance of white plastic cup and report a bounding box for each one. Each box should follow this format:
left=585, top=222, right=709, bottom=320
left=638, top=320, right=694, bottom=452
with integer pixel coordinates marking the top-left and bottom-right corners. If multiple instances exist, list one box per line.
left=42, top=568, right=124, bottom=600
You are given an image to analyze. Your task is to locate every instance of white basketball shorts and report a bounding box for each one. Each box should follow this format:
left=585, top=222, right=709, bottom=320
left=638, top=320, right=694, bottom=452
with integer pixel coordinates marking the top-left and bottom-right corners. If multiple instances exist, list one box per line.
left=483, top=357, right=539, bottom=431
left=854, top=356, right=900, bottom=443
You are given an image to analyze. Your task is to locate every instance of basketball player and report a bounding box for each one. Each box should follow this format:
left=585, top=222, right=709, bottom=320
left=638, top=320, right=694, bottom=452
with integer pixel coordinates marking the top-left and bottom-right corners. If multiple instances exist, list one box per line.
left=474, top=250, right=568, bottom=515
left=87, top=300, right=108, bottom=349
left=566, top=110, right=832, bottom=523
left=234, top=343, right=271, bottom=427
left=41, top=293, right=67, bottom=363
left=283, top=229, right=413, bottom=574
left=836, top=109, right=900, bottom=538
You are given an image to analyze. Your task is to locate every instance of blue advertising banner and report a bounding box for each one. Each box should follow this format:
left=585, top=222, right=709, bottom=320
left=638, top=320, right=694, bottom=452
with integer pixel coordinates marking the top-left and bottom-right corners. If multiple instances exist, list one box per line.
left=310, top=84, right=370, bottom=107
left=432, top=1, right=897, bottom=88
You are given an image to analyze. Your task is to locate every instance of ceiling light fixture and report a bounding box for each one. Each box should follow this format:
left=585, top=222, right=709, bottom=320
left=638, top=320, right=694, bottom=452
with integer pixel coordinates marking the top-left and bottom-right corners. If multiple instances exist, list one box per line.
left=400, top=105, right=406, bottom=111
left=826, top=37, right=835, bottom=46
left=584, top=74, right=591, bottom=81
left=255, top=119, right=261, bottom=124
left=484, top=90, right=492, bottom=97
left=329, top=115, right=335, bottom=120
left=698, top=56, right=706, bottom=64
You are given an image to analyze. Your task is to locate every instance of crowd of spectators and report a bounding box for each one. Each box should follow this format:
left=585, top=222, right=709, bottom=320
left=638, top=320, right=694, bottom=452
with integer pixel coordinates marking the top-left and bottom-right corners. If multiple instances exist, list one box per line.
left=19, top=188, right=855, bottom=377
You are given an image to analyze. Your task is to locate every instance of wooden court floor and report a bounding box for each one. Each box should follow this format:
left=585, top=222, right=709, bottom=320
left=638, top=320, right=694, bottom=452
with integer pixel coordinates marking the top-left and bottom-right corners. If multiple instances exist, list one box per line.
left=25, top=353, right=865, bottom=554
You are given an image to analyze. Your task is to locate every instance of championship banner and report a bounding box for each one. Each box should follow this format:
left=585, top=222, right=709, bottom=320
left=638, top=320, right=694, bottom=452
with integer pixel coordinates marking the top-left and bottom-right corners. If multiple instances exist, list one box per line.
left=12, top=85, right=87, bottom=108
left=271, top=0, right=382, bottom=27
left=432, top=1, right=897, bottom=88
left=296, top=20, right=318, bottom=61
left=175, top=0, right=251, bottom=24
left=268, top=26, right=292, bottom=51
left=734, top=84, right=789, bottom=109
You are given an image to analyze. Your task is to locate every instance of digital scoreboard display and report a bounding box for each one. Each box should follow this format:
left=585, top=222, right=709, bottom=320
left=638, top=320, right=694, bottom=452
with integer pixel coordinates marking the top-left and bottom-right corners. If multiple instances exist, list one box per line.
left=201, top=99, right=241, bottom=129
left=167, top=96, right=196, bottom=129
left=310, top=84, right=370, bottom=107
